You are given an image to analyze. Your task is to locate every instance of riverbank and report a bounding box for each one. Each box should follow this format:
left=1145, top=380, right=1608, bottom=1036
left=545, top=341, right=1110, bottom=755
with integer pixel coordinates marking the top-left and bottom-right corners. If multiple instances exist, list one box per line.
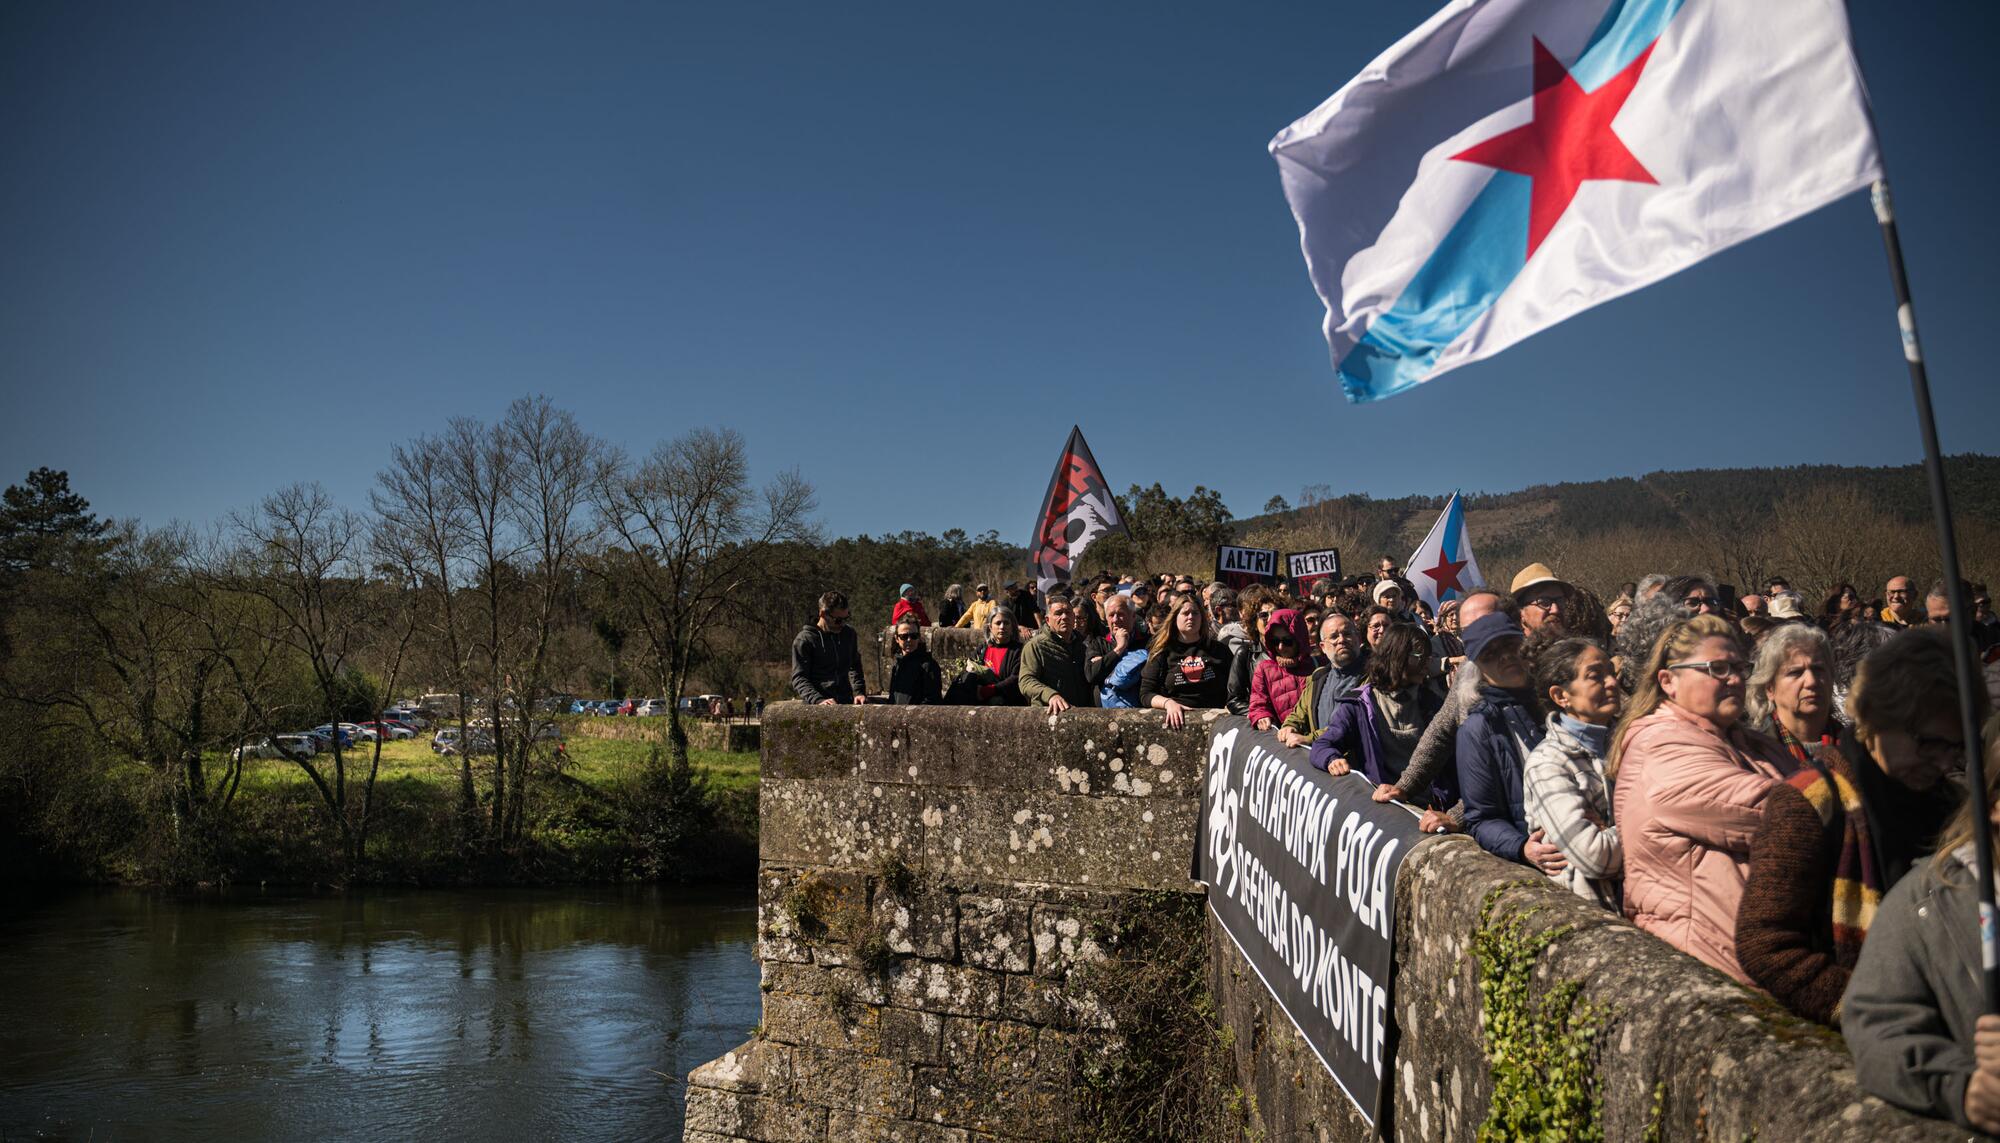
left=24, top=734, right=760, bottom=890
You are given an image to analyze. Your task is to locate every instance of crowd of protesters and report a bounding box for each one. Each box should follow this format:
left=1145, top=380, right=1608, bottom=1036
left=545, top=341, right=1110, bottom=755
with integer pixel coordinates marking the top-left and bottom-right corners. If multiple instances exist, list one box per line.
left=793, top=562, right=2000, bottom=1131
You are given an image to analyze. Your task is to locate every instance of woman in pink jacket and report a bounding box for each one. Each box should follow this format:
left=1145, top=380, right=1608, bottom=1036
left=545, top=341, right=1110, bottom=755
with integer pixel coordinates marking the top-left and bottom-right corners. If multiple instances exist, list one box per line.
left=1610, top=613, right=1796, bottom=986
left=1247, top=609, right=1316, bottom=731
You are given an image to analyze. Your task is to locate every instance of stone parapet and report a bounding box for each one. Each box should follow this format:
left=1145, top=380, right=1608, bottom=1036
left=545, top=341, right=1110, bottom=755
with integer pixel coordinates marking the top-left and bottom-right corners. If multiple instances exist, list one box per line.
left=690, top=702, right=1967, bottom=1142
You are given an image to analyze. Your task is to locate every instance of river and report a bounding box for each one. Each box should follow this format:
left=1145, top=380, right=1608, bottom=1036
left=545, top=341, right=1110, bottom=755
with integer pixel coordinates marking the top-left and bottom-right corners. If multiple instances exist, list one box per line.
left=0, top=885, right=760, bottom=1141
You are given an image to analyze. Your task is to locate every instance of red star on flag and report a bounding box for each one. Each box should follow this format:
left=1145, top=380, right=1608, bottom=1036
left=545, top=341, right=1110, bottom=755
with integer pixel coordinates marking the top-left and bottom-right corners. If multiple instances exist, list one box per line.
left=1451, top=37, right=1658, bottom=258
left=1423, top=553, right=1469, bottom=597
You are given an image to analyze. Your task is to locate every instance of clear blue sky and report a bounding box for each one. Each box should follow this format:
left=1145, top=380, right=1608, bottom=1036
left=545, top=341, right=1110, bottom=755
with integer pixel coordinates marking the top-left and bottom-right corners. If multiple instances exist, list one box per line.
left=3, top=2, right=1994, bottom=543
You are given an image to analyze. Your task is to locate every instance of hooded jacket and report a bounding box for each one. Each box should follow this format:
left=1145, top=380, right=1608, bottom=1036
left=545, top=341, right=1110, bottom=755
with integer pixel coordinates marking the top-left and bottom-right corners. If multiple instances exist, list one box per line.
left=1614, top=702, right=1795, bottom=986
left=892, top=597, right=931, bottom=627
left=1248, top=609, right=1317, bottom=727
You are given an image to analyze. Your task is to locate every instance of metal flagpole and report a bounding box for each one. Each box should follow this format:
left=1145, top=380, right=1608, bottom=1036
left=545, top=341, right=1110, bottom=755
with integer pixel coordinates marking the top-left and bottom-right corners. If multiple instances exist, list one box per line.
left=1868, top=178, right=2000, bottom=1012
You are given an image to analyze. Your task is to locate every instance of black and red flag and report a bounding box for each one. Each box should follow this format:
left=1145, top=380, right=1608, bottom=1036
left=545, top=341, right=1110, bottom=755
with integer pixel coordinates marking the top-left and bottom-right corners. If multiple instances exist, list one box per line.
left=1027, top=426, right=1125, bottom=592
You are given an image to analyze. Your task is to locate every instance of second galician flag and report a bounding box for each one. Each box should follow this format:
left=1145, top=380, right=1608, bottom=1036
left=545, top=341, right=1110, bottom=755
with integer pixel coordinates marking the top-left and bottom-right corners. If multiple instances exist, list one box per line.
left=1272, top=0, right=1883, bottom=403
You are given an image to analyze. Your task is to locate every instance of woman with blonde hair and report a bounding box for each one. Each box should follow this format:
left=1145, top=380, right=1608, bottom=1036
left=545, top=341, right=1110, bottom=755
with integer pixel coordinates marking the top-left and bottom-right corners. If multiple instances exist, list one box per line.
left=1611, top=614, right=1795, bottom=985
left=1844, top=717, right=2000, bottom=1131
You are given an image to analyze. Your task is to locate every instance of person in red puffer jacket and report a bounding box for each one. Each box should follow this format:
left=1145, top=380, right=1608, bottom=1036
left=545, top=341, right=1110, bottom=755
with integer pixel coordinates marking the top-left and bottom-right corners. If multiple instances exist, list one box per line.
left=892, top=583, right=931, bottom=627
left=1248, top=608, right=1316, bottom=732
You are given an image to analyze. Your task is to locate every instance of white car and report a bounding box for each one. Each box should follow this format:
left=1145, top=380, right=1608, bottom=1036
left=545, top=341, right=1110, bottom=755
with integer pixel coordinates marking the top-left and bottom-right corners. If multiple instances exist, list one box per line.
left=635, top=699, right=669, bottom=717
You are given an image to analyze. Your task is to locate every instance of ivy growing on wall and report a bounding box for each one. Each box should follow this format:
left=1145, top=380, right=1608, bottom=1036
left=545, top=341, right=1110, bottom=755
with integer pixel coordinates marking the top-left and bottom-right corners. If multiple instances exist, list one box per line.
left=1472, top=891, right=1611, bottom=1142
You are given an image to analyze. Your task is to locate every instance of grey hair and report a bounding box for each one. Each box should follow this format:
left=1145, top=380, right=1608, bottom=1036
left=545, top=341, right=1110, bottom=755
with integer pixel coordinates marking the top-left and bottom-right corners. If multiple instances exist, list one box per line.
left=945, top=583, right=964, bottom=601
left=1615, top=588, right=1684, bottom=692
left=1635, top=574, right=1669, bottom=599
left=1745, top=622, right=1832, bottom=730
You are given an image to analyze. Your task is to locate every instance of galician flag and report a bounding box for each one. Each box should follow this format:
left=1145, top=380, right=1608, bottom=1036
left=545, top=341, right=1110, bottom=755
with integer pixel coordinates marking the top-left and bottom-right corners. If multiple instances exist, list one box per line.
left=1406, top=493, right=1483, bottom=613
left=1271, top=0, right=1883, bottom=402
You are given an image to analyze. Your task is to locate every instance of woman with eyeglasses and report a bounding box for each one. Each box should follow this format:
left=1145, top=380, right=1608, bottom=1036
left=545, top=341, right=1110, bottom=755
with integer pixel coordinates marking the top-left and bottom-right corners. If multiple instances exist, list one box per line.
left=1842, top=721, right=2000, bottom=1132
left=1609, top=614, right=1795, bottom=985
left=888, top=618, right=944, bottom=705
left=1738, top=627, right=1986, bottom=1025
left=1247, top=609, right=1317, bottom=733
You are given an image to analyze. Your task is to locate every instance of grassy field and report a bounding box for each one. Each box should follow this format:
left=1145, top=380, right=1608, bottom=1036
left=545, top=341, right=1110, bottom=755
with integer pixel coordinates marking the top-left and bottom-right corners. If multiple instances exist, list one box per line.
left=228, top=734, right=759, bottom=796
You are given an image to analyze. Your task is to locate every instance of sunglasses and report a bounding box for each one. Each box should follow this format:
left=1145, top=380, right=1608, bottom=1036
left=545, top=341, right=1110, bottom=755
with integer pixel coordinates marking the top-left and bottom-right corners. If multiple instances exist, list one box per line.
left=1680, top=597, right=1718, bottom=612
left=1270, top=635, right=1296, bottom=648
left=1667, top=657, right=1749, bottom=681
left=895, top=632, right=921, bottom=642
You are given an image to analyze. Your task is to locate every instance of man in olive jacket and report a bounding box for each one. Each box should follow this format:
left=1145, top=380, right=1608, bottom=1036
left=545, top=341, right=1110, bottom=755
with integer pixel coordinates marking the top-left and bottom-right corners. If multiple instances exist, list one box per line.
left=1019, top=589, right=1096, bottom=713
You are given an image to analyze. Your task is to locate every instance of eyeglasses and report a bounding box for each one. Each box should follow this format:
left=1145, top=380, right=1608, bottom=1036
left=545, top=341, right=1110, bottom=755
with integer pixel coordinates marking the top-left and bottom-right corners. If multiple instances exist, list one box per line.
left=895, top=632, right=921, bottom=642
left=1666, top=658, right=1749, bottom=680
left=1270, top=635, right=1295, bottom=649
left=1680, top=596, right=1718, bottom=612
left=1522, top=595, right=1564, bottom=612
left=825, top=612, right=850, bottom=625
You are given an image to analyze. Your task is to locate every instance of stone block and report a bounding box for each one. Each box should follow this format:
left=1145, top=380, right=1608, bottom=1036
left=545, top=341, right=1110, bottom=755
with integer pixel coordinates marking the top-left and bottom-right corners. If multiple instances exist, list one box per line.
left=922, top=787, right=1199, bottom=891
left=1028, top=903, right=1109, bottom=980
left=688, top=1038, right=795, bottom=1101
left=763, top=961, right=891, bottom=1007
left=958, top=895, right=1032, bottom=973
left=912, top=1064, right=1072, bottom=1136
left=885, top=960, right=1005, bottom=1018
left=684, top=1086, right=827, bottom=1143
left=788, top=1043, right=916, bottom=1118
left=762, top=779, right=926, bottom=870
left=1000, top=972, right=1113, bottom=1032
left=1039, top=710, right=1206, bottom=800
left=761, top=703, right=861, bottom=781
left=940, top=1016, right=1040, bottom=1080
left=873, top=878, right=957, bottom=960
left=825, top=1110, right=970, bottom=1143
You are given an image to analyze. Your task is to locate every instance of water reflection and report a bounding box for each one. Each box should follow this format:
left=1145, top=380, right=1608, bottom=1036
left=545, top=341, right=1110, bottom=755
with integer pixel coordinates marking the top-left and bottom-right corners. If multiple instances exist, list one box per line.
left=0, top=886, right=759, bottom=1141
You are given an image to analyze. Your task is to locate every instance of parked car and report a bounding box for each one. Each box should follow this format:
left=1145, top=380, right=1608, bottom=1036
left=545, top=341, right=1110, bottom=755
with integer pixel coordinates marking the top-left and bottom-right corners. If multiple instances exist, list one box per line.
left=635, top=699, right=668, bottom=717
left=275, top=734, right=319, bottom=759
left=306, top=725, right=355, bottom=749
left=385, top=709, right=428, bottom=730
left=357, top=721, right=414, bottom=740
left=431, top=726, right=494, bottom=756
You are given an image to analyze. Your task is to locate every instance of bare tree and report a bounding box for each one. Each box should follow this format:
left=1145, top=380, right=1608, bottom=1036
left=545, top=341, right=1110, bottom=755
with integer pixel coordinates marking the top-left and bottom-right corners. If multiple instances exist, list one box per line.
left=374, top=435, right=481, bottom=830
left=218, top=483, right=378, bottom=867
left=431, top=396, right=605, bottom=848
left=594, top=427, right=815, bottom=764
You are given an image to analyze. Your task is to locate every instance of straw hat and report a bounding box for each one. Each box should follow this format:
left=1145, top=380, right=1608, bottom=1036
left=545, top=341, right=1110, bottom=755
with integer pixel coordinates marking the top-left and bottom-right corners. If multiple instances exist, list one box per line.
left=1509, top=562, right=1568, bottom=597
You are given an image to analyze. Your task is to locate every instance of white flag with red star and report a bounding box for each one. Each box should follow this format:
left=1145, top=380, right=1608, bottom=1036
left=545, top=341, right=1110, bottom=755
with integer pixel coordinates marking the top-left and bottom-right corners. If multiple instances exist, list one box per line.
left=1406, top=493, right=1483, bottom=613
left=1271, top=0, right=1882, bottom=402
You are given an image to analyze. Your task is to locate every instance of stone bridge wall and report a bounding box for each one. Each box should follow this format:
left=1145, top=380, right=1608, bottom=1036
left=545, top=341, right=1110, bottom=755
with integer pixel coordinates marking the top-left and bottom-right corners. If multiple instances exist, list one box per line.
left=685, top=703, right=1962, bottom=1142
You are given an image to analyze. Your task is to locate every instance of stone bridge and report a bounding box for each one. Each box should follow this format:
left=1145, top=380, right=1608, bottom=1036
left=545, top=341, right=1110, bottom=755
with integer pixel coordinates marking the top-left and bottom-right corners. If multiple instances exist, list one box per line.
left=684, top=701, right=1965, bottom=1141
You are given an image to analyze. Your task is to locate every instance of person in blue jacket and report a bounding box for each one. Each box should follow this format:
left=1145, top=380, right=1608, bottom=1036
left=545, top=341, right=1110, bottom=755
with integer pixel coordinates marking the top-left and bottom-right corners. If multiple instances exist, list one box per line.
left=1455, top=613, right=1559, bottom=871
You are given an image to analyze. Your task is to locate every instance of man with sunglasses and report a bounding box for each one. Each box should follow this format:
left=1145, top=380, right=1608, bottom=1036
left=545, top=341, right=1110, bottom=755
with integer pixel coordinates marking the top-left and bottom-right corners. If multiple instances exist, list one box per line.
left=790, top=590, right=869, bottom=706
left=1510, top=562, right=1574, bottom=636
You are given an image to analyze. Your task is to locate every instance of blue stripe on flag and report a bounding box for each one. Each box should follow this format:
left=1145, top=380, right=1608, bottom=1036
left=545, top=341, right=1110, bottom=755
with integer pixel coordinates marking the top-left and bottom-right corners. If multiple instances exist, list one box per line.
left=1337, top=0, right=1686, bottom=403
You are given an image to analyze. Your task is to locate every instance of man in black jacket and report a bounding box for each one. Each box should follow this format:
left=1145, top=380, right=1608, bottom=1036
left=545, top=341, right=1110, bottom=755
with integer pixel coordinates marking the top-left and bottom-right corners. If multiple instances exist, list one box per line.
left=791, top=591, right=869, bottom=705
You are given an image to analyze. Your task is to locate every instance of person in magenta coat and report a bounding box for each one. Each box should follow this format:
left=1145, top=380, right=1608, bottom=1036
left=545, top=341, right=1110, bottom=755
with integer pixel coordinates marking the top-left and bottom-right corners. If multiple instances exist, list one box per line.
left=1247, top=608, right=1316, bottom=731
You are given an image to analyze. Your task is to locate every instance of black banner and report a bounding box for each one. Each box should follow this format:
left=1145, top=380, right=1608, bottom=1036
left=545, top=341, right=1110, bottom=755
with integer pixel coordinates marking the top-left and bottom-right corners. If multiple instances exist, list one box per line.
left=1215, top=544, right=1279, bottom=590
left=1194, top=716, right=1426, bottom=1130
